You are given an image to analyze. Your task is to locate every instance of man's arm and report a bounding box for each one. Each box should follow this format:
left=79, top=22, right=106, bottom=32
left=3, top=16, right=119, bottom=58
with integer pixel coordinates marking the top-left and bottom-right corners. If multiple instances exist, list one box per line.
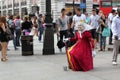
left=111, top=18, right=118, bottom=40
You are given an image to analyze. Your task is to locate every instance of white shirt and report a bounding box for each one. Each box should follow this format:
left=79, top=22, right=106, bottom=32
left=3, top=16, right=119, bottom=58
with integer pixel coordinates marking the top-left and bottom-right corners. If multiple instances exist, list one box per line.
left=90, top=14, right=100, bottom=29
left=111, top=16, right=120, bottom=40
left=108, top=13, right=114, bottom=28
left=73, top=14, right=86, bottom=30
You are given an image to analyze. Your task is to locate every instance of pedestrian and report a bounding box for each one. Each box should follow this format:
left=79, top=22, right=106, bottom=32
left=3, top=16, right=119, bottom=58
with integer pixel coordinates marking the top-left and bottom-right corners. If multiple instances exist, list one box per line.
left=37, top=14, right=45, bottom=42
left=111, top=8, right=120, bottom=65
left=0, top=16, right=9, bottom=61
left=21, top=16, right=32, bottom=35
left=89, top=9, right=100, bottom=48
left=108, top=9, right=116, bottom=45
left=32, top=16, right=38, bottom=37
left=67, top=22, right=94, bottom=71
left=84, top=12, right=90, bottom=24
left=14, top=15, right=21, bottom=47
left=98, top=11, right=107, bottom=51
left=71, top=7, right=86, bottom=32
left=7, top=15, right=18, bottom=50
left=56, top=8, right=69, bottom=52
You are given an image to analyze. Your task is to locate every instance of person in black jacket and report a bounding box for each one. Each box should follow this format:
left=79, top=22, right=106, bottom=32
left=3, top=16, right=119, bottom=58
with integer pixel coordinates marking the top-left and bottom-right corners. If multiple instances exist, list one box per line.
left=21, top=16, right=32, bottom=35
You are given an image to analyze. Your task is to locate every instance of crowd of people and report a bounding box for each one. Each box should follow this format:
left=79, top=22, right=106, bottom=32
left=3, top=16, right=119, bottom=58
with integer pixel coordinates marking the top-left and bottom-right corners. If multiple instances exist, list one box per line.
left=0, top=13, right=45, bottom=61
left=0, top=7, right=120, bottom=73
left=56, top=7, right=120, bottom=71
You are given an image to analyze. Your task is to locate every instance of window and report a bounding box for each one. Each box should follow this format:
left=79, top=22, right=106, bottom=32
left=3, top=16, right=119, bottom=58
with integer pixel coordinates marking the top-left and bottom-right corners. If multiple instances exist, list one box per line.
left=101, top=1, right=112, bottom=7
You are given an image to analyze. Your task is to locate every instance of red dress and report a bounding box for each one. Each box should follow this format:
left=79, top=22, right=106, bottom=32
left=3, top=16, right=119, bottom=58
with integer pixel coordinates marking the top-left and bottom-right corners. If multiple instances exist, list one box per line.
left=67, top=31, right=94, bottom=71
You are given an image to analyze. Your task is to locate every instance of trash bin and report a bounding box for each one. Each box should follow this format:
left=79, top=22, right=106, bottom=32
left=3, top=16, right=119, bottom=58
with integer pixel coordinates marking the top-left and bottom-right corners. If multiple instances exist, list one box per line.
left=21, top=35, right=33, bottom=56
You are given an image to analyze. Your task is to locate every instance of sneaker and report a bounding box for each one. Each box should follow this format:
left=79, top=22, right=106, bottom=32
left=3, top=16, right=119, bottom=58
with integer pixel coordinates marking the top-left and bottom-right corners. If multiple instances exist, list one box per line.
left=112, top=61, right=117, bottom=65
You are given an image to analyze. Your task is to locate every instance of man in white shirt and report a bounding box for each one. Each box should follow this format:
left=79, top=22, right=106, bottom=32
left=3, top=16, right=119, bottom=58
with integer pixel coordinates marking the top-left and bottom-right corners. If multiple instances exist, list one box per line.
left=111, top=8, right=120, bottom=65
left=71, top=7, right=86, bottom=32
left=90, top=9, right=100, bottom=39
left=89, top=9, right=100, bottom=47
left=108, top=9, right=116, bottom=45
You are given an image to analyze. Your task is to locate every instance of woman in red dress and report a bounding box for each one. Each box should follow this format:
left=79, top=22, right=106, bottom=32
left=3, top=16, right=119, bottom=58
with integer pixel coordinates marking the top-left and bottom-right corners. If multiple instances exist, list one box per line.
left=67, top=23, right=95, bottom=71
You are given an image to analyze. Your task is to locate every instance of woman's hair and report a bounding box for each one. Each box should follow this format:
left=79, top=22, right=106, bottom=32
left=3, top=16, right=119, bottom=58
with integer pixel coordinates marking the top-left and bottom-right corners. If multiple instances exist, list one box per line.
left=0, top=16, right=6, bottom=26
left=9, top=15, right=14, bottom=19
left=16, top=15, right=20, bottom=19
left=61, top=8, right=66, bottom=13
left=23, top=16, right=28, bottom=21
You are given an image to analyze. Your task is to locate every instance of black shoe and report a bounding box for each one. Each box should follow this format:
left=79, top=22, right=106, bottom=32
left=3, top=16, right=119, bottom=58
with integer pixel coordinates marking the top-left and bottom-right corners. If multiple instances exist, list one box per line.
left=15, top=48, right=18, bottom=50
left=16, top=45, right=20, bottom=47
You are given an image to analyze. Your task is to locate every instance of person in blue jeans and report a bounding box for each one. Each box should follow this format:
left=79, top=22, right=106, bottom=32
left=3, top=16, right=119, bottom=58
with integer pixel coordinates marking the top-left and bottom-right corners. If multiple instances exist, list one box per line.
left=37, top=14, right=44, bottom=42
left=14, top=15, right=21, bottom=47
left=98, top=12, right=106, bottom=51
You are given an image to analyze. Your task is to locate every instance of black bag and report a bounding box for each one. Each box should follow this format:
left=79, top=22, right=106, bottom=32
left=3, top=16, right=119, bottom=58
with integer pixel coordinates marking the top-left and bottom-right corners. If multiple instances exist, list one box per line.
left=57, top=40, right=65, bottom=49
left=6, top=26, right=14, bottom=41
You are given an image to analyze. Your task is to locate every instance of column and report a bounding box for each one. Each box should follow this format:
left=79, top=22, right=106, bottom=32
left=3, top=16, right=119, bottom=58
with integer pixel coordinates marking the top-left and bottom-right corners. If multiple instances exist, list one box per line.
left=51, top=0, right=57, bottom=22
left=86, top=0, right=93, bottom=15
left=1, top=0, right=3, bottom=15
left=19, top=0, right=22, bottom=18
left=26, top=0, right=31, bottom=14
left=6, top=0, right=8, bottom=16
left=12, top=0, right=14, bottom=15
left=40, top=0, right=46, bottom=14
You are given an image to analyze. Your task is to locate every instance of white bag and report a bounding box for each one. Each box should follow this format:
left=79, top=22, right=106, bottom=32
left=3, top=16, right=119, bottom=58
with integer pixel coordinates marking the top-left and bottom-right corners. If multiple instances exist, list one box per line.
left=92, top=50, right=96, bottom=57
left=29, top=28, right=34, bottom=35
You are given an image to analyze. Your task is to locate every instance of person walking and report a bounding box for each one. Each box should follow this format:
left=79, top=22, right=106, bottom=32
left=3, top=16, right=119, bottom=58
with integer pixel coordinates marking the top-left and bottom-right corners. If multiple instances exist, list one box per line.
left=89, top=9, right=100, bottom=48
left=108, top=9, right=116, bottom=45
left=111, top=8, right=120, bottom=65
left=7, top=15, right=17, bottom=50
left=37, top=14, right=44, bottom=42
left=56, top=8, right=69, bottom=52
left=0, top=16, right=9, bottom=61
left=14, top=15, right=21, bottom=47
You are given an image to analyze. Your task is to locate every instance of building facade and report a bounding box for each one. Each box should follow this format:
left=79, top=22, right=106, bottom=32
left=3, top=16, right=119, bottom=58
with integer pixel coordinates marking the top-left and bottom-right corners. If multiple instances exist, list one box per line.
left=0, top=0, right=93, bottom=21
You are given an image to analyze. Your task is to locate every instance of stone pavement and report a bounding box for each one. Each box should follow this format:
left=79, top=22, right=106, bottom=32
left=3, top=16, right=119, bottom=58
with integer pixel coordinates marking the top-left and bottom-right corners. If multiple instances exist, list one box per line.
left=0, top=35, right=120, bottom=80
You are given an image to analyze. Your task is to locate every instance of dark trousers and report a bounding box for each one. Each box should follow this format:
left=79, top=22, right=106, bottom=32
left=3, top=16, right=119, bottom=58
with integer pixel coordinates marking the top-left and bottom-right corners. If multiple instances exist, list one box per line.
left=100, top=34, right=106, bottom=48
left=15, top=29, right=21, bottom=46
left=109, top=29, right=113, bottom=44
left=60, top=30, right=68, bottom=41
left=38, top=27, right=44, bottom=41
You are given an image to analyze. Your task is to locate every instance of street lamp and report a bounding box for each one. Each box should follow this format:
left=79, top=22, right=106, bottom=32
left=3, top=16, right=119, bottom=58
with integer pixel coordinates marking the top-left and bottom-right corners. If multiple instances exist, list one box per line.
left=73, top=0, right=75, bottom=15
left=43, top=0, right=55, bottom=55
left=12, top=0, right=15, bottom=15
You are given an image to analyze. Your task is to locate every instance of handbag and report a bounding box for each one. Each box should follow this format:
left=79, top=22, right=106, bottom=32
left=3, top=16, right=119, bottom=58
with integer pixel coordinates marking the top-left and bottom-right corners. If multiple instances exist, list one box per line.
left=6, top=26, right=14, bottom=41
left=92, top=50, right=96, bottom=57
left=102, top=27, right=110, bottom=37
